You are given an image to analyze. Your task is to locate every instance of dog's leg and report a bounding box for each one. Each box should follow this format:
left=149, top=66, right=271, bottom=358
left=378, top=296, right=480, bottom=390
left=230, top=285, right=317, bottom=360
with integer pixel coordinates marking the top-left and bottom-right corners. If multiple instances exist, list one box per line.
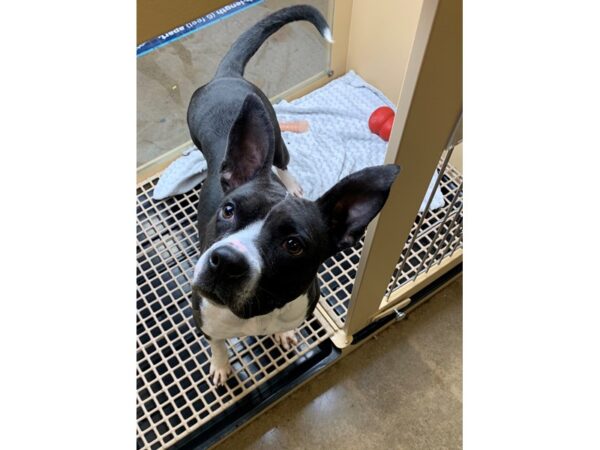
left=274, top=141, right=303, bottom=197
left=208, top=339, right=232, bottom=385
left=276, top=168, right=304, bottom=198
left=273, top=329, right=298, bottom=351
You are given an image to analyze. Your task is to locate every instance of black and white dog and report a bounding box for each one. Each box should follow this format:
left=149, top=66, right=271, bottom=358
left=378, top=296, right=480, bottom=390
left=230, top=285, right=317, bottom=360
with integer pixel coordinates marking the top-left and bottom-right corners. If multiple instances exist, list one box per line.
left=188, top=5, right=400, bottom=385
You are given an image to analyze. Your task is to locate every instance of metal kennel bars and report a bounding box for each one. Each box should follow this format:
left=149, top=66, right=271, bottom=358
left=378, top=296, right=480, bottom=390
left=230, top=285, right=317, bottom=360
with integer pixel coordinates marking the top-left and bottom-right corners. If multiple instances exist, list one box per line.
left=136, top=0, right=461, bottom=448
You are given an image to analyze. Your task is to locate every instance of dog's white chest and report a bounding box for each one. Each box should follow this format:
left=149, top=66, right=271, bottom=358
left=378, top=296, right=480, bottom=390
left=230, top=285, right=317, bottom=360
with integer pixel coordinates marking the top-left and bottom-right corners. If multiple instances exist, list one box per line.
left=200, top=294, right=309, bottom=339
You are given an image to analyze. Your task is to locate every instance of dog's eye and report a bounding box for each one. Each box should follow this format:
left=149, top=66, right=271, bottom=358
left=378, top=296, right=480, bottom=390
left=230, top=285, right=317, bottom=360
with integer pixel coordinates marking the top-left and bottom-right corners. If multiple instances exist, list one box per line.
left=220, top=203, right=235, bottom=220
left=283, top=237, right=303, bottom=256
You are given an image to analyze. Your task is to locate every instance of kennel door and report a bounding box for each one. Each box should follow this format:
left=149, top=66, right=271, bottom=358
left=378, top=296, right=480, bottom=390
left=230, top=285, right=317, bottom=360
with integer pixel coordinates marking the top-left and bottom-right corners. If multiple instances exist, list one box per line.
left=343, top=0, right=463, bottom=338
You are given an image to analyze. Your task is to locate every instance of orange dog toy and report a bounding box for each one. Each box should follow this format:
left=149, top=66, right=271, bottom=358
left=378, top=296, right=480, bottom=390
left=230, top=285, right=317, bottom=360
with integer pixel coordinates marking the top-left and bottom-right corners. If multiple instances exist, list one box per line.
left=279, top=120, right=310, bottom=133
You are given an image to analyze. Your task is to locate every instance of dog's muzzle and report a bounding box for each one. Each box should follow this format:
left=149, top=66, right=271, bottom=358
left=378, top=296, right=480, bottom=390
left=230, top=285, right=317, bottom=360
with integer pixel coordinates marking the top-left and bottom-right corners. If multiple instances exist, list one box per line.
left=191, top=245, right=256, bottom=306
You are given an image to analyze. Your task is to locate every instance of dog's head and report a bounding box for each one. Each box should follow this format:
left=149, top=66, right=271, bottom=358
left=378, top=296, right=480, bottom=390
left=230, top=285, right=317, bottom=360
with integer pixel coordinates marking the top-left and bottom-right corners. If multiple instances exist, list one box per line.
left=192, top=94, right=400, bottom=319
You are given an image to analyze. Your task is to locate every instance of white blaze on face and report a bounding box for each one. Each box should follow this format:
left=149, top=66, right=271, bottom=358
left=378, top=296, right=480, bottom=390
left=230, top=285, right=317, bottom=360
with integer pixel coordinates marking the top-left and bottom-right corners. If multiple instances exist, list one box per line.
left=193, top=220, right=265, bottom=285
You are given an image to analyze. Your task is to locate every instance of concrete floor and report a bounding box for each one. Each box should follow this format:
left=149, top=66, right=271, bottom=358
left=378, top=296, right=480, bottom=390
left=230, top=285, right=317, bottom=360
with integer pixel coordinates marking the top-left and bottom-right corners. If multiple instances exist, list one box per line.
left=214, top=277, right=463, bottom=450
left=137, top=0, right=330, bottom=166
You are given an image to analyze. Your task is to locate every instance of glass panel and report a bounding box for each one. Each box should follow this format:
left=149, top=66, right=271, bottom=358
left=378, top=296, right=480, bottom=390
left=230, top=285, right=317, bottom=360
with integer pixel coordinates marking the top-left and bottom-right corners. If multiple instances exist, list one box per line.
left=137, top=0, right=332, bottom=167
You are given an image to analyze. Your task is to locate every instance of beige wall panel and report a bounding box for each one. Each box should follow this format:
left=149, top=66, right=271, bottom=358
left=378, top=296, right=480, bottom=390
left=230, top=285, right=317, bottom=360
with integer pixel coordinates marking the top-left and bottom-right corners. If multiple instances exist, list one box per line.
left=330, top=0, right=353, bottom=76
left=346, top=0, right=423, bottom=103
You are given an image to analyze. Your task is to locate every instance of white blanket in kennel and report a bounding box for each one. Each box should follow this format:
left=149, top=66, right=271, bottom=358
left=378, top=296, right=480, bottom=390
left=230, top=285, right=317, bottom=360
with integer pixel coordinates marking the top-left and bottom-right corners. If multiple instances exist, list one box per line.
left=152, top=71, right=444, bottom=212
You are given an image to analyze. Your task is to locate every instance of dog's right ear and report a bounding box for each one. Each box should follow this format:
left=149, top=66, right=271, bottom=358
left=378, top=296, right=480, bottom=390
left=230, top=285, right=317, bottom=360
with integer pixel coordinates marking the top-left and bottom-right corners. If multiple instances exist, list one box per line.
left=220, top=94, right=275, bottom=193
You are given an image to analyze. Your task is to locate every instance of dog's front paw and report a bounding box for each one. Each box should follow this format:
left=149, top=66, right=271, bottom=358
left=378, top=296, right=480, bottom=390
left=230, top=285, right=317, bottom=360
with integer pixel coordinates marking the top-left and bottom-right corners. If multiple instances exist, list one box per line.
left=209, top=361, right=232, bottom=386
left=273, top=330, right=298, bottom=351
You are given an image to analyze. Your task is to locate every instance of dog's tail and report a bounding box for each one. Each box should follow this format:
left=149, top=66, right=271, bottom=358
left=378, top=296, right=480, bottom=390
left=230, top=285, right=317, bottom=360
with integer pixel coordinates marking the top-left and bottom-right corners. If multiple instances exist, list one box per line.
left=215, top=5, right=333, bottom=78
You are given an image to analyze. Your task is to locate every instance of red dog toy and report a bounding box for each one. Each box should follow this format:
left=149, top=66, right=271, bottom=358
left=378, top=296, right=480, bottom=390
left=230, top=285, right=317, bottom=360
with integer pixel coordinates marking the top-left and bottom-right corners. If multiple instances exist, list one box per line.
left=368, top=106, right=395, bottom=141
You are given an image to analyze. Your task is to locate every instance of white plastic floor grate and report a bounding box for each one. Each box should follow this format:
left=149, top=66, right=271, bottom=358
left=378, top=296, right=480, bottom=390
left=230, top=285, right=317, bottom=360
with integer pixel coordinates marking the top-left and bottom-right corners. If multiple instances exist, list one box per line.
left=136, top=178, right=332, bottom=450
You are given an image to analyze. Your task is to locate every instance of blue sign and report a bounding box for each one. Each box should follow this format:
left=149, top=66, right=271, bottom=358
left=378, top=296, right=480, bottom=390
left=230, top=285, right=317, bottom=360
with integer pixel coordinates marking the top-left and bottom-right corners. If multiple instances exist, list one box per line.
left=137, top=0, right=264, bottom=57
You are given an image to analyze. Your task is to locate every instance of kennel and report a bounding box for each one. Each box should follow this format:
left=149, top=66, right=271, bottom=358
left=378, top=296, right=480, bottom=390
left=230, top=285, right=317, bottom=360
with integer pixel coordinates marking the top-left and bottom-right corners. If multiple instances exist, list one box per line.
left=136, top=0, right=462, bottom=448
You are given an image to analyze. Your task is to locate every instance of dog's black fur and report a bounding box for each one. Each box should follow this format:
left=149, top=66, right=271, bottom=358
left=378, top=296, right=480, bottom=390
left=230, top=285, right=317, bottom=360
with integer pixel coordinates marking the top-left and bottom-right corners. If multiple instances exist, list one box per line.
left=188, top=6, right=400, bottom=333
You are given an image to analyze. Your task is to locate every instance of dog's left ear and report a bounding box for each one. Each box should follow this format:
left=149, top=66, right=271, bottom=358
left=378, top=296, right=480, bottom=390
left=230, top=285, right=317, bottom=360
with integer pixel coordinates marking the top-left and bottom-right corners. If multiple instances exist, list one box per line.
left=316, top=164, right=401, bottom=252
left=221, top=94, right=275, bottom=192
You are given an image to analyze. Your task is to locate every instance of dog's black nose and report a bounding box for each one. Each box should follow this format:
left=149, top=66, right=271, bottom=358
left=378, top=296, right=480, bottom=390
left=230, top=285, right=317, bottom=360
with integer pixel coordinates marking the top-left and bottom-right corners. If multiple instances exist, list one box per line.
left=208, top=246, right=249, bottom=278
